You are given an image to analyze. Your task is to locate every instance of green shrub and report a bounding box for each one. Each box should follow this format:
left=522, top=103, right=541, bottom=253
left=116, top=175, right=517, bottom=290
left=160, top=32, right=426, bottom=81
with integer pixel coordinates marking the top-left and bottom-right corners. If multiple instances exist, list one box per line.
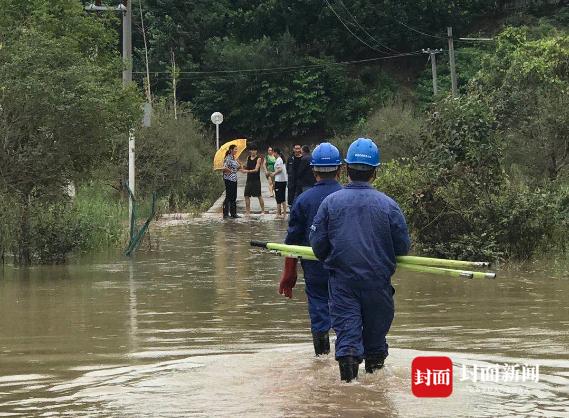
left=136, top=104, right=224, bottom=212
left=30, top=202, right=83, bottom=264
left=0, top=191, right=18, bottom=262
left=492, top=182, right=569, bottom=258
left=27, top=184, right=129, bottom=264
left=355, top=101, right=423, bottom=161
left=73, top=182, right=128, bottom=251
left=0, top=183, right=129, bottom=264
left=334, top=101, right=424, bottom=163
left=373, top=159, right=430, bottom=222
left=374, top=159, right=569, bottom=261
left=369, top=93, right=569, bottom=261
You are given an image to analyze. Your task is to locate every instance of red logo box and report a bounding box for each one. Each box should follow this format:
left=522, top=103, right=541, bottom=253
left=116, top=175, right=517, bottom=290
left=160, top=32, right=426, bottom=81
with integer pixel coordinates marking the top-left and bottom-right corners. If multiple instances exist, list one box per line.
left=412, top=356, right=453, bottom=397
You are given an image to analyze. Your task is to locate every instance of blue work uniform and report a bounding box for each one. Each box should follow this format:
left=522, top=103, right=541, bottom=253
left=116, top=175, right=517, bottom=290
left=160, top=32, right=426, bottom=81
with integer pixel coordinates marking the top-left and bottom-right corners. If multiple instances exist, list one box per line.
left=285, top=179, right=343, bottom=333
left=309, top=181, right=410, bottom=360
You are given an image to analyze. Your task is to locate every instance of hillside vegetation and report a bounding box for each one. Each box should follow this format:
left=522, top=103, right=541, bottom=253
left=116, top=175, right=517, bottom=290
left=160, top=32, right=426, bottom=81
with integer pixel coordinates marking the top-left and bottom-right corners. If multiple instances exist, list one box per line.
left=1, top=1, right=567, bottom=263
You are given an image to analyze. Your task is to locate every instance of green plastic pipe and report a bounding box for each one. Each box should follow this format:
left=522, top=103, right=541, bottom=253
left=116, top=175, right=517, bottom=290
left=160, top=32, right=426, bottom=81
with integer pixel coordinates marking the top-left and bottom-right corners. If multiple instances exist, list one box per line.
left=396, top=263, right=498, bottom=279
left=395, top=262, right=474, bottom=279
left=265, top=248, right=496, bottom=279
left=396, top=255, right=490, bottom=269
left=250, top=241, right=496, bottom=279
left=265, top=243, right=314, bottom=257
left=252, top=241, right=491, bottom=269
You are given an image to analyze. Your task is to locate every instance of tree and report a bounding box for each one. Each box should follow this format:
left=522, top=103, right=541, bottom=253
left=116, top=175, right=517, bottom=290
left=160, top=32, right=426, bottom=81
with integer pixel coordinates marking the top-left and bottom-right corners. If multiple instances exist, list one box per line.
left=125, top=0, right=499, bottom=134
left=0, top=0, right=141, bottom=264
left=472, top=26, right=569, bottom=180
left=189, top=34, right=383, bottom=139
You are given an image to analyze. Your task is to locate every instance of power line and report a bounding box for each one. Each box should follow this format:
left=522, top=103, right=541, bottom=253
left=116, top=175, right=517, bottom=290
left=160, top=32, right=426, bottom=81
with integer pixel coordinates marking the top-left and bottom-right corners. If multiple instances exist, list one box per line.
left=385, top=17, right=494, bottom=43
left=389, top=17, right=447, bottom=40
left=335, top=0, right=399, bottom=53
left=323, top=0, right=391, bottom=54
left=132, top=50, right=424, bottom=78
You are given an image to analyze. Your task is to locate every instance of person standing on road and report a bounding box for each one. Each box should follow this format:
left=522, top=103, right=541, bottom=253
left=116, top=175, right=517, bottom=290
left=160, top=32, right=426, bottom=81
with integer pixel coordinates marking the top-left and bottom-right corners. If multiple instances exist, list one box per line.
left=278, top=142, right=343, bottom=356
left=242, top=144, right=266, bottom=215
left=310, top=137, right=411, bottom=382
left=286, top=144, right=303, bottom=206
left=271, top=148, right=288, bottom=219
left=296, top=145, right=316, bottom=195
left=264, top=146, right=276, bottom=197
left=222, top=144, right=242, bottom=219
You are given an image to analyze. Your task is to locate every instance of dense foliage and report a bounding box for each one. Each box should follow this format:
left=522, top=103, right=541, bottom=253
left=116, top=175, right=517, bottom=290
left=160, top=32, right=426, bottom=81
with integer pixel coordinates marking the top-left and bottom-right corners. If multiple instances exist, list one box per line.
left=473, top=25, right=569, bottom=180
left=129, top=0, right=566, bottom=140
left=0, top=0, right=141, bottom=263
left=190, top=37, right=390, bottom=139
left=0, top=1, right=219, bottom=264
left=127, top=0, right=505, bottom=138
left=372, top=18, right=569, bottom=261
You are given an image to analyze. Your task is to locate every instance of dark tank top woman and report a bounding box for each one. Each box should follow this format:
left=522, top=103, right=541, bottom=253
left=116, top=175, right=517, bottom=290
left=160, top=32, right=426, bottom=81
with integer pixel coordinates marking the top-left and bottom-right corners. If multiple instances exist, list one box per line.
left=244, top=155, right=262, bottom=197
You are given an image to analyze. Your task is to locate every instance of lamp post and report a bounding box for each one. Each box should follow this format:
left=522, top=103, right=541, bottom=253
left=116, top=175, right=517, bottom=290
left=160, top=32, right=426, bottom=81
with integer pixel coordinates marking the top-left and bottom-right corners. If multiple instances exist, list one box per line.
left=211, top=112, right=224, bottom=149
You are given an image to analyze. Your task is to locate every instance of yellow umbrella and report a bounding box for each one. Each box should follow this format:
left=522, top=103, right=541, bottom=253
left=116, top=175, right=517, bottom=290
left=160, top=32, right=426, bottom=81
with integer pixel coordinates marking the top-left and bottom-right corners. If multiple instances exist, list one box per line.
left=213, top=138, right=248, bottom=170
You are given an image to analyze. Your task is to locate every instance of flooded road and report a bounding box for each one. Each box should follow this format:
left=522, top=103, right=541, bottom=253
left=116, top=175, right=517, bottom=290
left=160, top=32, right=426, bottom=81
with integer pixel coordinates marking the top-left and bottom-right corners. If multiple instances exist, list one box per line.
left=1, top=220, right=568, bottom=417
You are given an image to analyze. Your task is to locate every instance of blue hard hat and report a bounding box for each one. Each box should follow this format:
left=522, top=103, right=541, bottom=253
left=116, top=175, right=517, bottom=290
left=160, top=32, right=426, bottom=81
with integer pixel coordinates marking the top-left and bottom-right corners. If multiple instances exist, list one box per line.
left=344, top=138, right=380, bottom=167
left=310, top=142, right=342, bottom=166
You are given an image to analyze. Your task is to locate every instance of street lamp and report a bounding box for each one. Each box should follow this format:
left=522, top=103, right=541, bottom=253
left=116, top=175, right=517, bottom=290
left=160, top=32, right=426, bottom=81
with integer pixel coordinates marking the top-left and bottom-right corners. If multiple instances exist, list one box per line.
left=211, top=112, right=223, bottom=149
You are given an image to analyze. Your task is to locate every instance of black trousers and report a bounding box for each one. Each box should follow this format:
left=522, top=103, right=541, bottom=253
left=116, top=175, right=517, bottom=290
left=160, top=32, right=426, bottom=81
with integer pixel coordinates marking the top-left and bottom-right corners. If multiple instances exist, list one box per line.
left=287, top=182, right=296, bottom=206
left=223, top=179, right=238, bottom=216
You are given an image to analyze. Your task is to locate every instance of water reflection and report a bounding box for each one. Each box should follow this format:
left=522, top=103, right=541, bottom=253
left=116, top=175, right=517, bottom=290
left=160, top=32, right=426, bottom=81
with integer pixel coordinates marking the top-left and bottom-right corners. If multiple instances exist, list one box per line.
left=128, top=260, right=138, bottom=355
left=0, top=220, right=568, bottom=416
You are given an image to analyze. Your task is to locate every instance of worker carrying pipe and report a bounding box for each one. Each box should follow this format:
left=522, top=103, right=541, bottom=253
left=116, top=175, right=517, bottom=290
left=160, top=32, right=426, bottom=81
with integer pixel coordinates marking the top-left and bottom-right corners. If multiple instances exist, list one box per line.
left=251, top=140, right=495, bottom=382
left=280, top=141, right=343, bottom=357
left=309, top=137, right=411, bottom=383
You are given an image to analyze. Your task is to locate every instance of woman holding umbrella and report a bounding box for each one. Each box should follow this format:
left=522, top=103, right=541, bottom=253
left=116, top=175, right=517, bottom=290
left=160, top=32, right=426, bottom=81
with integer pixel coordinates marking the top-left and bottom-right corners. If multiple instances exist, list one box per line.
left=223, top=144, right=242, bottom=218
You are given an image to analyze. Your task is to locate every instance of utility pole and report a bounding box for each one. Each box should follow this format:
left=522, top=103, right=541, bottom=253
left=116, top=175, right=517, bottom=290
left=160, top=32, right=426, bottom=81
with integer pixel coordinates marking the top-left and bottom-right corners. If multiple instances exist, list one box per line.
left=171, top=50, right=178, bottom=120
left=122, top=0, right=135, bottom=229
left=122, top=0, right=132, bottom=85
left=138, top=0, right=151, bottom=102
left=87, top=2, right=131, bottom=85
left=85, top=1, right=135, bottom=230
left=447, top=27, right=458, bottom=97
left=422, top=48, right=443, bottom=95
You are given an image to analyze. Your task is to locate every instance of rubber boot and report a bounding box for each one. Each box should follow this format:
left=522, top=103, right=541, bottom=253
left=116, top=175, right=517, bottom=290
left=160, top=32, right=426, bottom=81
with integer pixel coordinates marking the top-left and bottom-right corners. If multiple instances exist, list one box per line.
left=312, top=332, right=330, bottom=356
left=365, top=354, right=386, bottom=374
left=338, top=356, right=359, bottom=383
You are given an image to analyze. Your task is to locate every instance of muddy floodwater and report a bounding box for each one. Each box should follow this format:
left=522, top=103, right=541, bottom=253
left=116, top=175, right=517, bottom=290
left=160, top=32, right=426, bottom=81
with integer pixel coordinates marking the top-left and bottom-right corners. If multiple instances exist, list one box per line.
left=1, top=220, right=568, bottom=417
